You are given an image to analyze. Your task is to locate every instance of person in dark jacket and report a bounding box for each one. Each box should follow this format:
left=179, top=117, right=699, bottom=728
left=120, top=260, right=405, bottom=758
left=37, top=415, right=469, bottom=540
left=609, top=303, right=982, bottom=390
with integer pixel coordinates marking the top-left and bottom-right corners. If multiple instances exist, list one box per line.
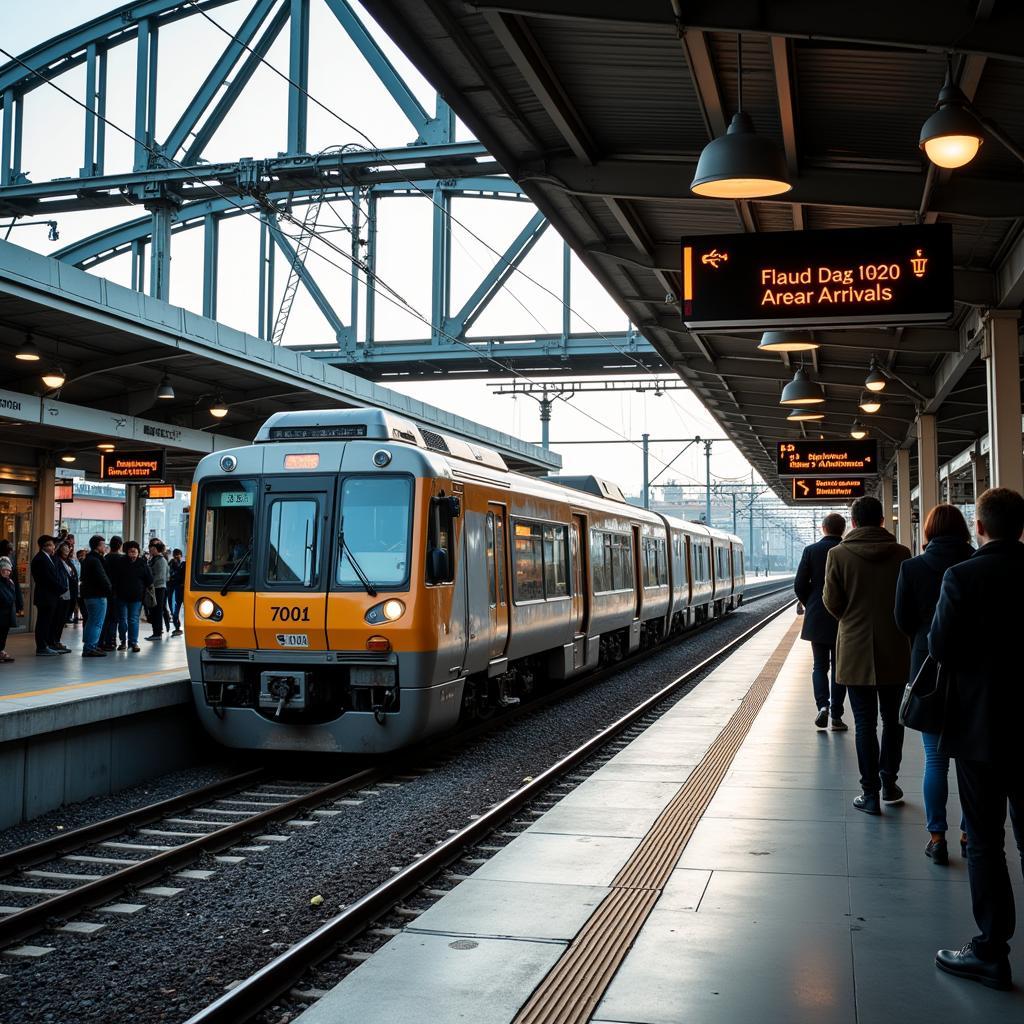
left=115, top=541, right=153, bottom=652
left=51, top=541, right=76, bottom=653
left=30, top=535, right=66, bottom=656
left=168, top=549, right=185, bottom=636
left=794, top=512, right=847, bottom=731
left=895, top=504, right=973, bottom=866
left=822, top=495, right=911, bottom=815
left=931, top=487, right=1024, bottom=991
left=0, top=556, right=18, bottom=662
left=79, top=536, right=111, bottom=657
left=101, top=536, right=125, bottom=650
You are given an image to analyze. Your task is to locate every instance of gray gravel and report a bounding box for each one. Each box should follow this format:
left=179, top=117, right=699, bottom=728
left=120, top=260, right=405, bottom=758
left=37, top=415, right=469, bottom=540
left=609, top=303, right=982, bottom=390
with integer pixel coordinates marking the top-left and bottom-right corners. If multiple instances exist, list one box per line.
left=0, top=594, right=792, bottom=1024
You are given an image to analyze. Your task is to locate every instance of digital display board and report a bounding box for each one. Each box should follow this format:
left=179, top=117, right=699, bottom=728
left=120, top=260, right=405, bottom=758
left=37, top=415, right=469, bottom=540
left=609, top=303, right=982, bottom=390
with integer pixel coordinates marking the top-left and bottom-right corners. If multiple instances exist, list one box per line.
left=680, top=225, right=953, bottom=328
left=54, top=480, right=75, bottom=503
left=145, top=483, right=175, bottom=499
left=792, top=478, right=867, bottom=502
left=100, top=451, right=164, bottom=482
left=777, top=441, right=878, bottom=477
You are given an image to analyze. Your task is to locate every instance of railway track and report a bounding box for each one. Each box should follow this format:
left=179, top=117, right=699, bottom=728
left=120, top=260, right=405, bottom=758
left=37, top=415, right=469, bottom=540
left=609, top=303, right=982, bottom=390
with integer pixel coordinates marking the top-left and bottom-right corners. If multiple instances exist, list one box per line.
left=184, top=595, right=797, bottom=1024
left=0, top=578, right=792, bottom=961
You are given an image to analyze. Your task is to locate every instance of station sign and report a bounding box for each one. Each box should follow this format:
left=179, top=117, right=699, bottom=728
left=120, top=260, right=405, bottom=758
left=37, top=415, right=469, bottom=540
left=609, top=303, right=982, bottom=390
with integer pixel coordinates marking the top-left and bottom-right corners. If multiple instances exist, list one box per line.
left=145, top=483, right=175, bottom=499
left=777, top=440, right=878, bottom=477
left=100, top=451, right=165, bottom=482
left=54, top=479, right=75, bottom=503
left=680, top=224, right=953, bottom=328
left=792, top=478, right=867, bottom=502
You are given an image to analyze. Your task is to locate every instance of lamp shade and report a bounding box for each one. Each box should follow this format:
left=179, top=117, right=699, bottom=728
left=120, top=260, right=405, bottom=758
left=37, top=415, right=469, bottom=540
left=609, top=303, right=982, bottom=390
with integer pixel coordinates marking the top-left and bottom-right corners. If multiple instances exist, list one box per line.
left=691, top=112, right=792, bottom=199
left=919, top=84, right=983, bottom=169
left=156, top=375, right=175, bottom=401
left=780, top=368, right=825, bottom=406
left=210, top=396, right=229, bottom=418
left=59, top=452, right=77, bottom=463
left=850, top=421, right=868, bottom=440
left=16, top=336, right=40, bottom=361
left=41, top=367, right=66, bottom=389
left=758, top=330, right=819, bottom=353
left=864, top=363, right=887, bottom=392
left=786, top=408, right=825, bottom=422
left=858, top=392, right=882, bottom=414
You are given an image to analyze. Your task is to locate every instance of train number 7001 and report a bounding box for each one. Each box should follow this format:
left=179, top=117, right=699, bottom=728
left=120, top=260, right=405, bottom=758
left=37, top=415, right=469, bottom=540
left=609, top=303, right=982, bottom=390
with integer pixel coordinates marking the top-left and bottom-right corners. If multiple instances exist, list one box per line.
left=270, top=605, right=311, bottom=622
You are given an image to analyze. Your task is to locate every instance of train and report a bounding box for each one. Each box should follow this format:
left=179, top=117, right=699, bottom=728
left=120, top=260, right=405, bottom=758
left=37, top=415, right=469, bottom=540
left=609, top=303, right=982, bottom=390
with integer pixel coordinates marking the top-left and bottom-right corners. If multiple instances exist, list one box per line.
left=184, top=408, right=746, bottom=753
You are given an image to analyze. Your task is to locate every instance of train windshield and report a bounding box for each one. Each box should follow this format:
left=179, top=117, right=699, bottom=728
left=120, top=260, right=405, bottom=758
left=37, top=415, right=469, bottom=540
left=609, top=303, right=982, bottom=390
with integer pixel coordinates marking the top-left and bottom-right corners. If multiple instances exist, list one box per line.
left=337, top=476, right=412, bottom=589
left=196, top=479, right=257, bottom=587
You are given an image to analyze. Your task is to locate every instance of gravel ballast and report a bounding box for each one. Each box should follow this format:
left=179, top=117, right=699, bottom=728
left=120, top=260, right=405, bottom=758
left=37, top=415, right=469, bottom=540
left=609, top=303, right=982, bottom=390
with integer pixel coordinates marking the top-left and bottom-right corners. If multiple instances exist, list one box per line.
left=0, top=594, right=793, bottom=1024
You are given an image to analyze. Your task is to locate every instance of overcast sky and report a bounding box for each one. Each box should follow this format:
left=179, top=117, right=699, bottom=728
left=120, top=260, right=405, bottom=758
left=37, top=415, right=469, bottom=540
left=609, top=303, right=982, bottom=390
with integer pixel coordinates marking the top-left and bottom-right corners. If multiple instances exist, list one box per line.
left=3, top=1, right=820, bottom=541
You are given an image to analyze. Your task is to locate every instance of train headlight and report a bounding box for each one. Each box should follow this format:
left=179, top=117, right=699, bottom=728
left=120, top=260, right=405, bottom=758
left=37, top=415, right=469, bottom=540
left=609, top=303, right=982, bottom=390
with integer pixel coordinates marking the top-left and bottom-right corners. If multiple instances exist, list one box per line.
left=196, top=597, right=223, bottom=621
left=364, top=599, right=405, bottom=625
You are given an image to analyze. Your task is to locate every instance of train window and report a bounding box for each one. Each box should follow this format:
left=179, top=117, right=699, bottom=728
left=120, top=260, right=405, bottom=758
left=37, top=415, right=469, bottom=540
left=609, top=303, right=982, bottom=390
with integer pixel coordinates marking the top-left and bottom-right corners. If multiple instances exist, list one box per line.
left=513, top=521, right=544, bottom=601
left=590, top=530, right=609, bottom=592
left=494, top=514, right=507, bottom=605
left=340, top=476, right=413, bottom=588
left=485, top=512, right=497, bottom=606
left=610, top=533, right=633, bottom=591
left=267, top=499, right=319, bottom=587
left=195, top=479, right=257, bottom=587
left=642, top=537, right=668, bottom=587
left=543, top=525, right=569, bottom=598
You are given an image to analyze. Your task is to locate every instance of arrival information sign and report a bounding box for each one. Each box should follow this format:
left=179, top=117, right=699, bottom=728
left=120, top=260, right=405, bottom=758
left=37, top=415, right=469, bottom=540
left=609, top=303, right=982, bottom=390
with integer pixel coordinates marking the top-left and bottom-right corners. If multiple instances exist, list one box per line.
left=680, top=224, right=953, bottom=328
left=777, top=441, right=878, bottom=477
left=792, top=478, right=867, bottom=502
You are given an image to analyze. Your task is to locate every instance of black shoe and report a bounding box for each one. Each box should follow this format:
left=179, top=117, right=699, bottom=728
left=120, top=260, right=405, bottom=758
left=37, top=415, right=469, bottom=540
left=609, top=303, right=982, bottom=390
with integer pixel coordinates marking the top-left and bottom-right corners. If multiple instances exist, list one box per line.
left=853, top=792, right=881, bottom=815
left=926, top=838, right=949, bottom=865
left=881, top=783, right=904, bottom=805
left=36, top=649, right=59, bottom=657
left=935, top=943, right=1011, bottom=990
left=82, top=649, right=107, bottom=658
left=145, top=635, right=162, bottom=641
left=830, top=717, right=848, bottom=731
left=814, top=707, right=829, bottom=729
left=961, top=834, right=968, bottom=859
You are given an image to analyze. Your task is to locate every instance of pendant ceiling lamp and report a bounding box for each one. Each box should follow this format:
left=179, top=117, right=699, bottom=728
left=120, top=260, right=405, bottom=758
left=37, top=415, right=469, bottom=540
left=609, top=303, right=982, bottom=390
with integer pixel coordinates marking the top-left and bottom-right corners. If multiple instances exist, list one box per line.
left=156, top=374, right=175, bottom=401
left=758, top=330, right=819, bottom=353
left=41, top=367, right=66, bottom=390
left=16, top=334, right=40, bottom=361
left=691, top=36, right=791, bottom=199
left=864, top=359, right=887, bottom=393
left=780, top=367, right=825, bottom=406
left=786, top=408, right=824, bottom=422
left=859, top=392, right=882, bottom=414
left=920, top=60, right=983, bottom=170
left=850, top=420, right=868, bottom=440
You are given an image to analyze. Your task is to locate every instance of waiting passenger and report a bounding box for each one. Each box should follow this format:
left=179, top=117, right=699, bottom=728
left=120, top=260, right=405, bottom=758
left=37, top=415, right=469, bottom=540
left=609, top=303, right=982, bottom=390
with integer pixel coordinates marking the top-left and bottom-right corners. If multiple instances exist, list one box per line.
left=822, top=495, right=910, bottom=815
left=0, top=556, right=19, bottom=662
left=894, top=504, right=973, bottom=865
left=101, top=536, right=125, bottom=651
left=168, top=549, right=185, bottom=636
left=115, top=541, right=153, bottom=653
left=931, top=487, right=1024, bottom=991
left=794, top=512, right=847, bottom=731
left=79, top=536, right=112, bottom=658
left=146, top=539, right=168, bottom=641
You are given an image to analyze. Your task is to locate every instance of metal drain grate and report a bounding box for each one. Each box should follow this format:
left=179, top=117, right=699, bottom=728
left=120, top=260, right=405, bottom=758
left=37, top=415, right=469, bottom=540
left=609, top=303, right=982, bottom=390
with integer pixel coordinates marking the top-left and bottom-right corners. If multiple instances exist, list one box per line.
left=514, top=617, right=802, bottom=1024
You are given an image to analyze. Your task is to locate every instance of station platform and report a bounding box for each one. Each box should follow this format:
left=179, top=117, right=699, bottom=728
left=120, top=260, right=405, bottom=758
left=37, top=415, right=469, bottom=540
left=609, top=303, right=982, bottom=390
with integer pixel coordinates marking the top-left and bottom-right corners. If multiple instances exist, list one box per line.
left=0, top=629, right=197, bottom=829
left=295, top=610, right=1024, bottom=1024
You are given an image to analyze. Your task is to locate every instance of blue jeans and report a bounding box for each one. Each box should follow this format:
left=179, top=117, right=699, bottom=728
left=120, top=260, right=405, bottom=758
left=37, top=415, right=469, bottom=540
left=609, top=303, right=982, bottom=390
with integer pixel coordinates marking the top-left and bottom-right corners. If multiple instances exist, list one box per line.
left=101, top=598, right=125, bottom=646
left=82, top=597, right=106, bottom=652
left=810, top=642, right=846, bottom=717
left=922, top=731, right=966, bottom=835
left=169, top=588, right=183, bottom=629
left=118, top=600, right=143, bottom=645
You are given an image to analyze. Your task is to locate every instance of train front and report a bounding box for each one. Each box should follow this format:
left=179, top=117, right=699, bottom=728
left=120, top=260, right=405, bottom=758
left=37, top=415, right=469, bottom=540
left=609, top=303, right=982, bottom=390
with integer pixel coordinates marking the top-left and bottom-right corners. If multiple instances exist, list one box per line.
left=184, top=410, right=466, bottom=754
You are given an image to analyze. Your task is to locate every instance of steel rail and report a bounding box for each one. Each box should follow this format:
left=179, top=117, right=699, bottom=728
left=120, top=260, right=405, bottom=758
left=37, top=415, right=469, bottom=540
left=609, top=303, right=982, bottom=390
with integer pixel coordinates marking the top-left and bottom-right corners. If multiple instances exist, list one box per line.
left=185, top=596, right=797, bottom=1024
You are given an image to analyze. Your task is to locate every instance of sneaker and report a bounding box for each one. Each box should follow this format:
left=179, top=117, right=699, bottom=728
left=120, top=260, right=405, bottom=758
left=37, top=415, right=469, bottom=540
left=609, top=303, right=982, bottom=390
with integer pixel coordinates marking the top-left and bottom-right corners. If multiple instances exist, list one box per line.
left=830, top=717, right=848, bottom=731
left=935, top=943, right=1012, bottom=990
left=171, top=628, right=183, bottom=636
left=145, top=635, right=162, bottom=641
left=82, top=649, right=107, bottom=658
left=117, top=643, right=127, bottom=651
left=882, top=783, right=904, bottom=805
left=130, top=644, right=141, bottom=652
left=36, top=649, right=59, bottom=657
left=814, top=707, right=829, bottom=729
left=853, top=791, right=881, bottom=815
left=56, top=644, right=72, bottom=653
left=926, top=838, right=949, bottom=865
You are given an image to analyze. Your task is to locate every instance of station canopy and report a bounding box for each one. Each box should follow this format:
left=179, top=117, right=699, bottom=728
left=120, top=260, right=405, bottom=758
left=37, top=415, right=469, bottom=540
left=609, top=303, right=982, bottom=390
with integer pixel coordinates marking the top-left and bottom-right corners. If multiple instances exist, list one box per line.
left=363, top=0, right=1024, bottom=498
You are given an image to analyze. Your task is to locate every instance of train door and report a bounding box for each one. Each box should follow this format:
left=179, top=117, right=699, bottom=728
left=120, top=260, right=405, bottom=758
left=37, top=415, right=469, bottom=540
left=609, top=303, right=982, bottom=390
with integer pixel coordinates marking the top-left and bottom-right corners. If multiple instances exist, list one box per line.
left=485, top=503, right=509, bottom=660
left=254, top=477, right=331, bottom=651
left=631, top=524, right=642, bottom=619
left=570, top=514, right=587, bottom=635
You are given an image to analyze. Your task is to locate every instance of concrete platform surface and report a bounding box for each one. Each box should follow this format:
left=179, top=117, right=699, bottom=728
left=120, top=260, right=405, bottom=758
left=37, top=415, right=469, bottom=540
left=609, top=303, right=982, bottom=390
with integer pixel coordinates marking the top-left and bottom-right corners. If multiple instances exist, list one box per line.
left=291, top=610, right=1024, bottom=1024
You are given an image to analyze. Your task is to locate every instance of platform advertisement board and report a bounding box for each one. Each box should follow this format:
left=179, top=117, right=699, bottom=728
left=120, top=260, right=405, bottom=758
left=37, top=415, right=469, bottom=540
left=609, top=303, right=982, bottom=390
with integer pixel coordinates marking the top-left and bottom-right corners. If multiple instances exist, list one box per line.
left=777, top=441, right=878, bottom=477
left=791, top=478, right=867, bottom=502
left=680, top=224, right=953, bottom=328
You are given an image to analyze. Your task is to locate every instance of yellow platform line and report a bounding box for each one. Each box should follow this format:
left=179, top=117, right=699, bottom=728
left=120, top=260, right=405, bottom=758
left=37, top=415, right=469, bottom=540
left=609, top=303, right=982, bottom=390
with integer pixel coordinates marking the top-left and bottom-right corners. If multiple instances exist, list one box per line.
left=0, top=667, right=188, bottom=702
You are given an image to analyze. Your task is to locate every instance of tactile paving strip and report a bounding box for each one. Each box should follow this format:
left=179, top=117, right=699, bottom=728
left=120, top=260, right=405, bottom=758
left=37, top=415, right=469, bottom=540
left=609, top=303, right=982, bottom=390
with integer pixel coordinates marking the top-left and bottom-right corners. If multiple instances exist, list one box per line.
left=514, top=617, right=802, bottom=1024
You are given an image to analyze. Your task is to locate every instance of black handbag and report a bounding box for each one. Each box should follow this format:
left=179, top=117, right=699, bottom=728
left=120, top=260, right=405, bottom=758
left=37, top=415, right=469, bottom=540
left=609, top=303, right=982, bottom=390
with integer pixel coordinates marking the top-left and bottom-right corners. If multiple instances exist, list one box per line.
left=899, top=655, right=949, bottom=733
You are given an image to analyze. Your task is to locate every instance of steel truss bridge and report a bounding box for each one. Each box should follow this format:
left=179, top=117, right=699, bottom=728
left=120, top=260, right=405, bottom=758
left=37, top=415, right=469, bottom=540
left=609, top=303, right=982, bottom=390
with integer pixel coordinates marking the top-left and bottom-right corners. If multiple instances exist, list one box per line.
left=0, top=0, right=661, bottom=381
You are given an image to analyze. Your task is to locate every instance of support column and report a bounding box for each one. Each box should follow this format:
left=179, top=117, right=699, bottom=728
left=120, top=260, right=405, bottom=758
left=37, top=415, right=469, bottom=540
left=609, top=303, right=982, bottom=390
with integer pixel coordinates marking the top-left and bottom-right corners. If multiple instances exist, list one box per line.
left=916, top=413, right=940, bottom=518
left=896, top=448, right=912, bottom=549
left=148, top=204, right=173, bottom=300
left=29, top=463, right=56, bottom=629
left=971, top=444, right=990, bottom=503
left=642, top=433, right=650, bottom=510
left=881, top=472, right=894, bottom=530
left=982, top=310, right=1023, bottom=494
left=202, top=214, right=219, bottom=319
left=123, top=484, right=146, bottom=543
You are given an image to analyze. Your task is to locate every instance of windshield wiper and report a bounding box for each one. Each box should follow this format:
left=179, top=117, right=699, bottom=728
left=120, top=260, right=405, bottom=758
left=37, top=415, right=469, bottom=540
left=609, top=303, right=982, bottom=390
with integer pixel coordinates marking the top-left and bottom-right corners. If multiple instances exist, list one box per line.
left=339, top=518, right=377, bottom=597
left=219, top=545, right=252, bottom=596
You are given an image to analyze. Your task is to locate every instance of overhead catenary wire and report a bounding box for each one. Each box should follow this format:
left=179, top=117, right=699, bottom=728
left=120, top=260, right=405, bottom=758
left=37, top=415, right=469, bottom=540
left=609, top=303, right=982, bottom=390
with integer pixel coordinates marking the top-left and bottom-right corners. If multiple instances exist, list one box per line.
left=0, top=43, right=701, bottom=481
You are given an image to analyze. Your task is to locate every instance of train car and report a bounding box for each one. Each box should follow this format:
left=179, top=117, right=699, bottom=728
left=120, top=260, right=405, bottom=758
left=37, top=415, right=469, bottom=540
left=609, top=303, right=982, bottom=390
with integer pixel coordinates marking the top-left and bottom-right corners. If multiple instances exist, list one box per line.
left=185, top=408, right=745, bottom=754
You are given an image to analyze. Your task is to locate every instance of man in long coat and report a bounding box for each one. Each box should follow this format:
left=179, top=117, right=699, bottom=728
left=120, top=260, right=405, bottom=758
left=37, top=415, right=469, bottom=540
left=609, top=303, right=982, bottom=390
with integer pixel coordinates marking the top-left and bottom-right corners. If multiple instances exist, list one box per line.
left=823, top=495, right=911, bottom=815
left=794, top=512, right=847, bottom=731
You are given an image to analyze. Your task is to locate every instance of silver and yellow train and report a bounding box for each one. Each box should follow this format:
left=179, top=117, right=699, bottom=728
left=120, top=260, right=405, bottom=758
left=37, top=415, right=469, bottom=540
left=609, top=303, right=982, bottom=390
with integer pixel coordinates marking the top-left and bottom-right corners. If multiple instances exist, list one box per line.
left=185, top=409, right=746, bottom=753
